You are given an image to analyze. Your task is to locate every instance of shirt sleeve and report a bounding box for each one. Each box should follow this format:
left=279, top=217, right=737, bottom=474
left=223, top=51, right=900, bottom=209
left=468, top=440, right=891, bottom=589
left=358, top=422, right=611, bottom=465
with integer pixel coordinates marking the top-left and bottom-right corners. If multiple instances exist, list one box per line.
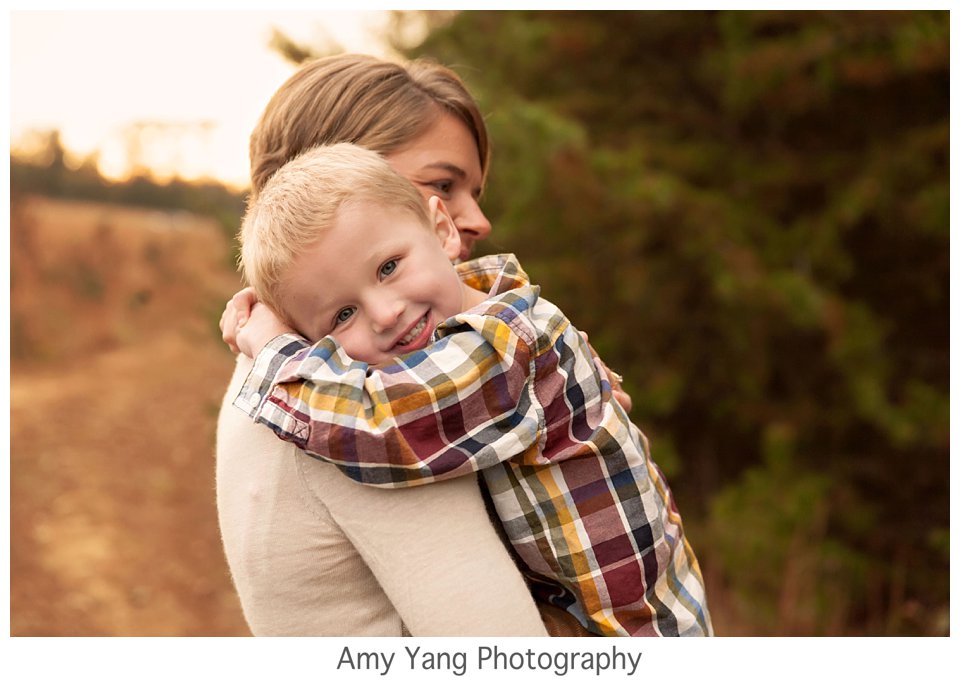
left=234, top=309, right=545, bottom=488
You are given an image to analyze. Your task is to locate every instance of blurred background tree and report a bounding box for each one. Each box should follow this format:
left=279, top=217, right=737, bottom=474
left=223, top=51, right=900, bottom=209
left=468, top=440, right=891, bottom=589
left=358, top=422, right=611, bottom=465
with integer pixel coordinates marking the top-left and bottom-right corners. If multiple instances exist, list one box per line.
left=11, top=129, right=245, bottom=247
left=392, top=10, right=947, bottom=635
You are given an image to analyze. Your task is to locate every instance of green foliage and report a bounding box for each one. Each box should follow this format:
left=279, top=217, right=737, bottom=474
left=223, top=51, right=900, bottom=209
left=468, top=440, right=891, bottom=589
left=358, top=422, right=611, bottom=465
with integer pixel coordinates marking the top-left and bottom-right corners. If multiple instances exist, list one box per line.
left=707, top=448, right=870, bottom=634
left=404, top=10, right=948, bottom=634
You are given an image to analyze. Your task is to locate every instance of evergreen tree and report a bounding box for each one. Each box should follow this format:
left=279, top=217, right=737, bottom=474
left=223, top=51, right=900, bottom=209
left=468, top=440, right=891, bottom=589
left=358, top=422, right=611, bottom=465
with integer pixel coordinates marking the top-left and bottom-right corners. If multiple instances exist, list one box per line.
left=403, top=10, right=949, bottom=634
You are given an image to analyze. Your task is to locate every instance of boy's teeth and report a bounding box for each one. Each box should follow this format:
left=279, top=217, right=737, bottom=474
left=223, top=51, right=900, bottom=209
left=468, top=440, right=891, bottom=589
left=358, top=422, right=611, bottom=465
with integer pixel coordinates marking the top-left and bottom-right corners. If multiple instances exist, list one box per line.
left=398, top=316, right=427, bottom=345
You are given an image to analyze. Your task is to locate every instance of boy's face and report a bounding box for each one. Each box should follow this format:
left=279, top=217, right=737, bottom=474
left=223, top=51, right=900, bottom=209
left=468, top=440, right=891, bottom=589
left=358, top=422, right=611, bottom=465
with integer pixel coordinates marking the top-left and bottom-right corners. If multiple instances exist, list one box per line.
left=280, top=197, right=466, bottom=364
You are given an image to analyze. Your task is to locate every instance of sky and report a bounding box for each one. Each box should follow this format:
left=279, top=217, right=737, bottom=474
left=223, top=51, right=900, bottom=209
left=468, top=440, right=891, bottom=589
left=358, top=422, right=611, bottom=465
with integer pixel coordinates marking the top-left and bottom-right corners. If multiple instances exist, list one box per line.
left=9, top=10, right=396, bottom=188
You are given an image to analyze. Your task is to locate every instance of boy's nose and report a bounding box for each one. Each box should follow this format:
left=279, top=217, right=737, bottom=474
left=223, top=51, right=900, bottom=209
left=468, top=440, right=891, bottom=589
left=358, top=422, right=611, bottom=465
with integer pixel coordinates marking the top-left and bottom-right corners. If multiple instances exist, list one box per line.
left=368, top=298, right=405, bottom=334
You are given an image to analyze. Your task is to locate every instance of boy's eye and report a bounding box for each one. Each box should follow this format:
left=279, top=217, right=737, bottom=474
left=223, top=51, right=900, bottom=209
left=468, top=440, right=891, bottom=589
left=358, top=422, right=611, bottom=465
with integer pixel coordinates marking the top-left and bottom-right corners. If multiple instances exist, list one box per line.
left=379, top=259, right=398, bottom=279
left=334, top=307, right=356, bottom=325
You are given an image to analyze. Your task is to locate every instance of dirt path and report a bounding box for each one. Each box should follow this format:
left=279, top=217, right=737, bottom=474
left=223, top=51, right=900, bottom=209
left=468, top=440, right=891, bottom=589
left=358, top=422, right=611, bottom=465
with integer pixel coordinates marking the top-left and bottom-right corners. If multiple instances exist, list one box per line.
left=11, top=196, right=251, bottom=635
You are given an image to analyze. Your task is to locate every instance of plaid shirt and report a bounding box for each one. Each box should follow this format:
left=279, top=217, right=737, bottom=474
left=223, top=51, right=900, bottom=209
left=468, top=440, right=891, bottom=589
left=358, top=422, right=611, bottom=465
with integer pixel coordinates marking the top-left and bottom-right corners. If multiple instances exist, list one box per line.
left=236, top=254, right=712, bottom=636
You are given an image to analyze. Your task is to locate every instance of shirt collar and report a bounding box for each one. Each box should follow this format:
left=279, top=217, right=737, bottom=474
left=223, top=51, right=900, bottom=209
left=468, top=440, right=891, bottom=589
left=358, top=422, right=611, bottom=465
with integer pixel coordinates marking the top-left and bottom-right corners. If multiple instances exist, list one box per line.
left=455, top=253, right=531, bottom=296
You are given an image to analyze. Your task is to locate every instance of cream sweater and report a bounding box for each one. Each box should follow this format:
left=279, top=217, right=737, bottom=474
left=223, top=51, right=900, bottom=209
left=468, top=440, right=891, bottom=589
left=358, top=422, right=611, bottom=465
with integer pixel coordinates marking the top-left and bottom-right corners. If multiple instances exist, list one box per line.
left=215, top=355, right=547, bottom=636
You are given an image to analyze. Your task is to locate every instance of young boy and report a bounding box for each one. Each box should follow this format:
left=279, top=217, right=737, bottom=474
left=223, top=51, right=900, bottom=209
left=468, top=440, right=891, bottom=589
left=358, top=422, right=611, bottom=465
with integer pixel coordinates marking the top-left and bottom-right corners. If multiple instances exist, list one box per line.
left=233, top=143, right=712, bottom=637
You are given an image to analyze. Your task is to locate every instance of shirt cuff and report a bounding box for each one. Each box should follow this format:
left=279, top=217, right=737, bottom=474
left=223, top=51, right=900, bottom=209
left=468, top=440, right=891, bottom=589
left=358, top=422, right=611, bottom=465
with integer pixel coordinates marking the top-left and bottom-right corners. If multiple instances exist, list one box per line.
left=233, top=333, right=310, bottom=417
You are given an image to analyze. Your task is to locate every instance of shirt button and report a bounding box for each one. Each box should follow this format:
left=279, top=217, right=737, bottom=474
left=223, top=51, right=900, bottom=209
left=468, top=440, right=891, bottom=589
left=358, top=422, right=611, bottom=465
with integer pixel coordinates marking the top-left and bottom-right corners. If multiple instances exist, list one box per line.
left=248, top=392, right=262, bottom=405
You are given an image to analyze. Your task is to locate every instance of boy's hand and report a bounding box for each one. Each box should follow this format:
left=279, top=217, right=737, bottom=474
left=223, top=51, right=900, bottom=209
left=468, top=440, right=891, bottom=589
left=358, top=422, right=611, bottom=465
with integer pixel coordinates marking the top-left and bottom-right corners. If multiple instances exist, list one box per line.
left=608, top=368, right=633, bottom=414
left=235, top=302, right=295, bottom=359
left=580, top=332, right=633, bottom=413
left=220, top=287, right=260, bottom=354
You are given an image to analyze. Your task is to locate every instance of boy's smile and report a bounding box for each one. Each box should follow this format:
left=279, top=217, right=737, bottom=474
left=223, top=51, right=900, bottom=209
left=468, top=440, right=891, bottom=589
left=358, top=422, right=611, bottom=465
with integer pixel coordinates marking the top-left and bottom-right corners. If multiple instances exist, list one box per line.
left=393, top=312, right=433, bottom=350
left=279, top=197, right=482, bottom=365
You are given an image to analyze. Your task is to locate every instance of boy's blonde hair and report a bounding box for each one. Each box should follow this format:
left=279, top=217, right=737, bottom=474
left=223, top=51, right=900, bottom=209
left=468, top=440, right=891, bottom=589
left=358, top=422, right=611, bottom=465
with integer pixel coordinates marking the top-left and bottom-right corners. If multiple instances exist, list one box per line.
left=240, top=143, right=429, bottom=325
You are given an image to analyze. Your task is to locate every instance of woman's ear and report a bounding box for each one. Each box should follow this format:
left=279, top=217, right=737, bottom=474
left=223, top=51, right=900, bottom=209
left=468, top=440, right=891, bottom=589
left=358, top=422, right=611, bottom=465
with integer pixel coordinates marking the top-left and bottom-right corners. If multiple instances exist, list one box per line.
left=428, top=196, right=462, bottom=262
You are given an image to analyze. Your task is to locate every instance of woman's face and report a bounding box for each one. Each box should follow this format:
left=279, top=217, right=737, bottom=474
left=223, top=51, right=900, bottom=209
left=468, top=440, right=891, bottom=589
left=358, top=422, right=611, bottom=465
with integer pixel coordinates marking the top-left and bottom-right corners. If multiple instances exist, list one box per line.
left=385, top=114, right=492, bottom=261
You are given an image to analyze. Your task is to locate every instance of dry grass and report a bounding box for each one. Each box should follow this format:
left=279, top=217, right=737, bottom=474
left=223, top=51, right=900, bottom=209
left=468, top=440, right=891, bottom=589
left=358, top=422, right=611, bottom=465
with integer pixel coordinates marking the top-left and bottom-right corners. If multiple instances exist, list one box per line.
left=10, top=195, right=250, bottom=635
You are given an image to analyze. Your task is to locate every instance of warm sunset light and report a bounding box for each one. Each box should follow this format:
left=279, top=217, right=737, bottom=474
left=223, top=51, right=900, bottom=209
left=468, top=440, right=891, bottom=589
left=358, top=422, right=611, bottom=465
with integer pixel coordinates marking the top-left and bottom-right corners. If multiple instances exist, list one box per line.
left=9, top=12, right=949, bottom=676
left=10, top=10, right=394, bottom=189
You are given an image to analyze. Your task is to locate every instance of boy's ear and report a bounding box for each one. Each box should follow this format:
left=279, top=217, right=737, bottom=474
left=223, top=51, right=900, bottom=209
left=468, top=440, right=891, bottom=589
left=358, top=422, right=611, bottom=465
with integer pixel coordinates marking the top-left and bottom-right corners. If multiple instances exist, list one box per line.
left=428, top=196, right=462, bottom=262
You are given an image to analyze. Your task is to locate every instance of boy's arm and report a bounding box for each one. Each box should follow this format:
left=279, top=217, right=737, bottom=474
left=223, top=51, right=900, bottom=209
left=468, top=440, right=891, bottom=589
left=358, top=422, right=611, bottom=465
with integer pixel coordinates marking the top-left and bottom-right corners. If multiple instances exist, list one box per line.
left=234, top=299, right=545, bottom=488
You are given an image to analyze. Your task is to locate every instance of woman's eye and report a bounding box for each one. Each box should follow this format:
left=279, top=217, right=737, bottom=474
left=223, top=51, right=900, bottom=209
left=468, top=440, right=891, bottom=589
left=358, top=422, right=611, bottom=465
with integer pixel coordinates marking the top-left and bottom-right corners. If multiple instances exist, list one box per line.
left=379, top=259, right=398, bottom=279
left=431, top=180, right=453, bottom=195
left=335, top=307, right=356, bottom=325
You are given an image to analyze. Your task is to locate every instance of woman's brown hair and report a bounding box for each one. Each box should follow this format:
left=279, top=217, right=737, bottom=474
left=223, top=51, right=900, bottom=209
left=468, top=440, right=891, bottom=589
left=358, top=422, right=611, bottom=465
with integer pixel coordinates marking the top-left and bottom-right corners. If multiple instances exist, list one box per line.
left=249, top=54, right=489, bottom=196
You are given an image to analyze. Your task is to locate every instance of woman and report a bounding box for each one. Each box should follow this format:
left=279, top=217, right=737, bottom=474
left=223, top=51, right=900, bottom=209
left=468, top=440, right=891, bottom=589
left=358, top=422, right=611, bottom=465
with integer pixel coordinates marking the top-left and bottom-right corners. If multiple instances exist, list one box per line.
left=217, top=54, right=591, bottom=636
